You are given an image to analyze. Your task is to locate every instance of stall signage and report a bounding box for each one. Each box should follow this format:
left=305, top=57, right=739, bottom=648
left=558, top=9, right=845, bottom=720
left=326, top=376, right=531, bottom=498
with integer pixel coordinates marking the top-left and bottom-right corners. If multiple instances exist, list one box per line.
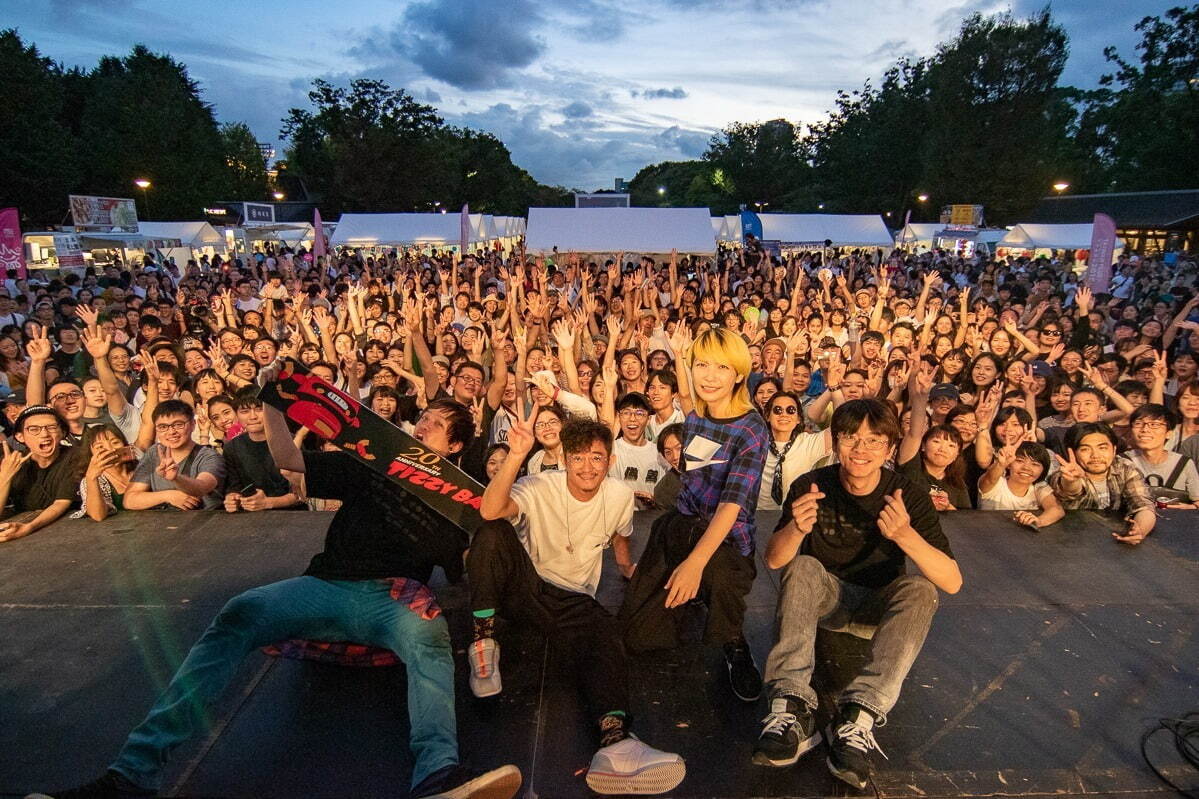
left=54, top=233, right=85, bottom=269
left=244, top=203, right=275, bottom=223
left=69, top=195, right=138, bottom=232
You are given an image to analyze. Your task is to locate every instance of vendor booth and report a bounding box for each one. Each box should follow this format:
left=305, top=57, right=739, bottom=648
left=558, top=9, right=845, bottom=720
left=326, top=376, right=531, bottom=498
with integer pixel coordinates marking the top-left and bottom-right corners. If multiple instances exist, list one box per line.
left=524, top=207, right=716, bottom=255
left=998, top=223, right=1125, bottom=264
left=757, top=214, right=894, bottom=249
left=137, top=221, right=226, bottom=265
left=329, top=213, right=486, bottom=251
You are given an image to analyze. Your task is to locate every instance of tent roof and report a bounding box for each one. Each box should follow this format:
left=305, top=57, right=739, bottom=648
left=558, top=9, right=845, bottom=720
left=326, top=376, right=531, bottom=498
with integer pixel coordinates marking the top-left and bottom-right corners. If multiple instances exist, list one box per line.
left=137, top=221, right=223, bottom=248
left=722, top=215, right=742, bottom=242
left=896, top=223, right=944, bottom=243
left=1000, top=223, right=1125, bottom=250
left=1029, top=189, right=1199, bottom=228
left=758, top=214, right=893, bottom=247
left=330, top=213, right=484, bottom=247
left=525, top=207, right=716, bottom=254
left=79, top=232, right=182, bottom=249
left=710, top=217, right=724, bottom=237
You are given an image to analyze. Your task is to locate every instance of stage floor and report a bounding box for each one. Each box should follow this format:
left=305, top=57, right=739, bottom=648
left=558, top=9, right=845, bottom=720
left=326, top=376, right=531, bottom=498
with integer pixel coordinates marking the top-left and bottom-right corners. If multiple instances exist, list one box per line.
left=1, top=507, right=1196, bottom=798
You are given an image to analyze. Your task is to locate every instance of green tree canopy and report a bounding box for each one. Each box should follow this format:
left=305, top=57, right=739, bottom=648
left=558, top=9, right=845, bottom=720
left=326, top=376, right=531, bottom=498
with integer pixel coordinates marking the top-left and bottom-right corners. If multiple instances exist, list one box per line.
left=220, top=122, right=269, bottom=202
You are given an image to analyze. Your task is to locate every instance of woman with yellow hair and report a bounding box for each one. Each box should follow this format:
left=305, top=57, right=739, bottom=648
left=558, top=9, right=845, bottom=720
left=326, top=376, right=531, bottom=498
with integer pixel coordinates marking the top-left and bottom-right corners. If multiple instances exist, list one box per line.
left=620, top=326, right=771, bottom=702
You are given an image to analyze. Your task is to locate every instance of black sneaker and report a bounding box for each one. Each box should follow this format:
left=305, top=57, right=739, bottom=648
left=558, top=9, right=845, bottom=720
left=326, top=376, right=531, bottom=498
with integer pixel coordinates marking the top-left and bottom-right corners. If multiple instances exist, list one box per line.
left=752, top=696, right=822, bottom=767
left=24, top=771, right=156, bottom=799
left=410, top=763, right=522, bottom=799
left=723, top=639, right=762, bottom=702
left=826, top=705, right=886, bottom=790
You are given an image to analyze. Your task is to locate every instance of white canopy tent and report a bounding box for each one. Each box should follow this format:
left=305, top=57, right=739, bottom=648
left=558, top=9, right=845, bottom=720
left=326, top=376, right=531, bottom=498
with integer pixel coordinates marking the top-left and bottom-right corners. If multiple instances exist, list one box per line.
left=525, top=207, right=716, bottom=254
left=137, top=221, right=225, bottom=265
left=723, top=215, right=743, bottom=244
left=1000, top=223, right=1125, bottom=252
left=330, top=213, right=487, bottom=249
left=894, top=223, right=944, bottom=247
left=710, top=217, right=725, bottom=239
left=758, top=214, right=894, bottom=248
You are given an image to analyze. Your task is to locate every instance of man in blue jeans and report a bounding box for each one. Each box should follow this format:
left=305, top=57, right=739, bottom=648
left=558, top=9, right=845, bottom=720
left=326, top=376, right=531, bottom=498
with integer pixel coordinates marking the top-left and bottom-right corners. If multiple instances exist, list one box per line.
left=753, top=399, right=963, bottom=789
left=30, top=396, right=521, bottom=799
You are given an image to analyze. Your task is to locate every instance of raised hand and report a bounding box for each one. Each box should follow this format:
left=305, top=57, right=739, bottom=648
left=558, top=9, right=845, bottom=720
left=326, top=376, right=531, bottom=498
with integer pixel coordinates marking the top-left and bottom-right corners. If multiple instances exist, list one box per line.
left=155, top=444, right=179, bottom=482
left=877, top=489, right=912, bottom=540
left=75, top=304, right=100, bottom=330
left=1151, top=349, right=1168, bottom=385
left=80, top=327, right=112, bottom=360
left=26, top=324, right=52, bottom=363
left=85, top=442, right=121, bottom=480
left=789, top=482, right=826, bottom=535
left=507, top=402, right=537, bottom=457
left=1054, top=450, right=1085, bottom=482
left=1074, top=285, right=1092, bottom=317
left=551, top=319, right=575, bottom=351
left=0, top=440, right=32, bottom=485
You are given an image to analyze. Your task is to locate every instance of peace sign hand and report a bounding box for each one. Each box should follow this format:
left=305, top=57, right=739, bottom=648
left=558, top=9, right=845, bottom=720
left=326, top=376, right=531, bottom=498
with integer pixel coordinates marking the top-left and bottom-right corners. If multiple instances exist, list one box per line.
left=1054, top=450, right=1085, bottom=482
left=508, top=402, right=537, bottom=457
left=155, top=444, right=179, bottom=482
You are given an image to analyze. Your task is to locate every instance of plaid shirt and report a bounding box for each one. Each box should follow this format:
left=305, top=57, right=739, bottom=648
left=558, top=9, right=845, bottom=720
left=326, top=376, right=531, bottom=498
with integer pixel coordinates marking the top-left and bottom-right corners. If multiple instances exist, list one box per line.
left=677, top=409, right=770, bottom=555
left=261, top=578, right=440, bottom=667
left=1050, top=458, right=1155, bottom=515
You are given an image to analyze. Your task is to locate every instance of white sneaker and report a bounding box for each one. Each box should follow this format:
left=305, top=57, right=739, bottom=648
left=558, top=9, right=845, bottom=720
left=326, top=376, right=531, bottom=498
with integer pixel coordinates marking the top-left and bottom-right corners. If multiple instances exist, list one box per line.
left=468, top=638, right=502, bottom=698
left=585, top=735, right=686, bottom=795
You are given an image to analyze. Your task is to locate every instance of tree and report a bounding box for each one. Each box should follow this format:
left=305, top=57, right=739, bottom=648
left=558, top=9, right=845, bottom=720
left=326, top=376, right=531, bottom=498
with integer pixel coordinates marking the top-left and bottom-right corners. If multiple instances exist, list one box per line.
left=220, top=122, right=269, bottom=201
left=78, top=45, right=227, bottom=220
left=0, top=30, right=81, bottom=226
left=704, top=120, right=809, bottom=210
left=282, top=78, right=569, bottom=215
left=1075, top=4, right=1199, bottom=191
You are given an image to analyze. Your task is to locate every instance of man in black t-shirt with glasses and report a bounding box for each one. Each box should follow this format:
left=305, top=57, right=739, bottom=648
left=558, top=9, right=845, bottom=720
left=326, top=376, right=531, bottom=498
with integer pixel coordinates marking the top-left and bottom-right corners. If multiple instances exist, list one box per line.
left=753, top=399, right=963, bottom=790
left=0, top=405, right=81, bottom=543
left=28, top=393, right=521, bottom=799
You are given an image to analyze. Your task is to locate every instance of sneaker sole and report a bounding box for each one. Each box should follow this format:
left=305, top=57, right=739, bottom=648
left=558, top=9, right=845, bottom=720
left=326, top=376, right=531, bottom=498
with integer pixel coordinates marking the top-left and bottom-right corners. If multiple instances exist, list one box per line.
left=469, top=644, right=502, bottom=699
left=586, top=759, right=687, bottom=795
left=426, top=765, right=523, bottom=799
left=826, top=754, right=869, bottom=790
left=751, top=731, right=823, bottom=767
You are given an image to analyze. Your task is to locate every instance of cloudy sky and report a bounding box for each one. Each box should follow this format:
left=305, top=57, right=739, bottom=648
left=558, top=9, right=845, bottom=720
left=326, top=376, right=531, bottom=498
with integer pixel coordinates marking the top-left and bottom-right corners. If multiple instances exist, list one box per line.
left=8, top=0, right=1175, bottom=190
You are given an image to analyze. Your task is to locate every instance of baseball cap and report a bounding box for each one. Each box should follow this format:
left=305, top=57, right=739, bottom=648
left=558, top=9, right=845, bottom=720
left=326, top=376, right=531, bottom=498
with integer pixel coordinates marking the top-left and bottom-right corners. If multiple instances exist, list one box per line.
left=929, top=383, right=960, bottom=402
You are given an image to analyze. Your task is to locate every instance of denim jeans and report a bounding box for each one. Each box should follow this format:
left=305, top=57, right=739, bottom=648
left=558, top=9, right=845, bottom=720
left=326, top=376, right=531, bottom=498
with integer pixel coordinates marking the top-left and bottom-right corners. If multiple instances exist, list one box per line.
left=111, top=577, right=458, bottom=790
left=763, top=555, right=939, bottom=725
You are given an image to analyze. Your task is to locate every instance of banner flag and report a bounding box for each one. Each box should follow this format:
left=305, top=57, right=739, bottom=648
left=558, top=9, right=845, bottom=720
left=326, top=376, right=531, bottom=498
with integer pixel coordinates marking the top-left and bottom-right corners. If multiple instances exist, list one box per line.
left=0, top=208, right=26, bottom=279
left=258, top=362, right=484, bottom=533
left=312, top=208, right=326, bottom=258
left=740, top=210, right=763, bottom=240
left=1088, top=213, right=1117, bottom=294
left=460, top=203, right=470, bottom=255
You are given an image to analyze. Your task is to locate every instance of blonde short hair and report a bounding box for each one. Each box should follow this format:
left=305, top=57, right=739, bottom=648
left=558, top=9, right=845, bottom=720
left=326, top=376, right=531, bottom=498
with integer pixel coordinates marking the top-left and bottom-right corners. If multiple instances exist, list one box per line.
left=688, top=327, right=753, bottom=418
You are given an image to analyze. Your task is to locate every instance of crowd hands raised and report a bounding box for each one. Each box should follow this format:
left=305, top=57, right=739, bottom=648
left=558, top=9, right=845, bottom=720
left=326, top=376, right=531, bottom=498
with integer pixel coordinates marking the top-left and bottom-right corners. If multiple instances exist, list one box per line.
left=9, top=237, right=1199, bottom=798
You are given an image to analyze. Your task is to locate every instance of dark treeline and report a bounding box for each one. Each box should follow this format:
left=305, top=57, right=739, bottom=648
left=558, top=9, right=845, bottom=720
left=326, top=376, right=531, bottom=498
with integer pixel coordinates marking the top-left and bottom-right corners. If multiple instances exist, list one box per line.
left=630, top=6, right=1199, bottom=224
left=0, top=32, right=571, bottom=227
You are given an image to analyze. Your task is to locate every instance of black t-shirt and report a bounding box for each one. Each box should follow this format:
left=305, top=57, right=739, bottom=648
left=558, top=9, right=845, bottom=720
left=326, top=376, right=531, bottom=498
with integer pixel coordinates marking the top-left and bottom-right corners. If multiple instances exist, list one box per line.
left=8, top=448, right=82, bottom=513
left=301, top=450, right=468, bottom=583
left=775, top=464, right=953, bottom=589
left=898, top=456, right=972, bottom=511
left=223, top=435, right=294, bottom=499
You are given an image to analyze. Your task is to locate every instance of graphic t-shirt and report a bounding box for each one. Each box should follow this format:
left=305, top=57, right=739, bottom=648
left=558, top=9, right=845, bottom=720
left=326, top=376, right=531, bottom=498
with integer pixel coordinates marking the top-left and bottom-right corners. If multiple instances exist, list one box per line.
left=776, top=465, right=952, bottom=589
left=677, top=409, right=770, bottom=556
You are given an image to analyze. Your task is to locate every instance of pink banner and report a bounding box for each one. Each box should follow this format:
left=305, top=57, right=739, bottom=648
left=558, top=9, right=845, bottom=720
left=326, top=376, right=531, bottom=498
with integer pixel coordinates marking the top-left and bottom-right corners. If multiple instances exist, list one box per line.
left=313, top=208, right=326, bottom=258
left=460, top=203, right=470, bottom=255
left=0, top=208, right=26, bottom=279
left=1087, top=213, right=1117, bottom=294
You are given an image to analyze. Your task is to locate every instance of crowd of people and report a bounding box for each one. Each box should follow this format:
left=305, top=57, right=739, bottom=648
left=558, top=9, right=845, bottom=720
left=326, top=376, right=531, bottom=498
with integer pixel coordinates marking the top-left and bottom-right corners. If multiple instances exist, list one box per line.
left=8, top=237, right=1199, bottom=799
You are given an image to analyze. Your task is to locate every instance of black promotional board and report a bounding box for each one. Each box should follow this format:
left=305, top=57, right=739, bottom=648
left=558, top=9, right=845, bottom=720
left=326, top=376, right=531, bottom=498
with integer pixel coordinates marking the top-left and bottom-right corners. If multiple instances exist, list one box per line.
left=258, top=362, right=484, bottom=532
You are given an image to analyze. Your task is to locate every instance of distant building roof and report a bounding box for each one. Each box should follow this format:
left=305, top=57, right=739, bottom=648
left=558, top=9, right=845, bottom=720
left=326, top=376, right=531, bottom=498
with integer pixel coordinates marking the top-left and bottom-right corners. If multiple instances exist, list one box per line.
left=1030, top=189, right=1199, bottom=228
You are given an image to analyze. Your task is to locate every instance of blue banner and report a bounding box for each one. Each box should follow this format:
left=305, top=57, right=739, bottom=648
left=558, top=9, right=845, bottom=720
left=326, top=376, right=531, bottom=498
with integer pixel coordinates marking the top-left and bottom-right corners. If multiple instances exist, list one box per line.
left=740, top=210, right=763, bottom=240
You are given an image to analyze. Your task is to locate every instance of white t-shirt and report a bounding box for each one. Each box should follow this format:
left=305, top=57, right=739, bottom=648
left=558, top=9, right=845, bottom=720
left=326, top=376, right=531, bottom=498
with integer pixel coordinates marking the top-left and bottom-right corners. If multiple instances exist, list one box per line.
left=609, top=436, right=668, bottom=495
left=508, top=471, right=634, bottom=597
left=978, top=476, right=1052, bottom=511
left=757, top=431, right=832, bottom=510
left=647, top=406, right=685, bottom=442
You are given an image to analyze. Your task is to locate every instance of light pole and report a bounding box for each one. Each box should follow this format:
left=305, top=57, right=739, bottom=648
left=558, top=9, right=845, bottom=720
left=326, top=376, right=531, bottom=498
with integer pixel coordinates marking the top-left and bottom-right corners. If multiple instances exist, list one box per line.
left=134, top=179, right=151, bottom=219
left=753, top=201, right=769, bottom=213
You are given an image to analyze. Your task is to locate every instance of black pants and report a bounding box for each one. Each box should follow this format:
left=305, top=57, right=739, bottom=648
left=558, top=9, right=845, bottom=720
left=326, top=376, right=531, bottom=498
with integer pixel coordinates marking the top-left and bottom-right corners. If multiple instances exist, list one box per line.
left=466, top=520, right=629, bottom=720
left=618, top=509, right=756, bottom=652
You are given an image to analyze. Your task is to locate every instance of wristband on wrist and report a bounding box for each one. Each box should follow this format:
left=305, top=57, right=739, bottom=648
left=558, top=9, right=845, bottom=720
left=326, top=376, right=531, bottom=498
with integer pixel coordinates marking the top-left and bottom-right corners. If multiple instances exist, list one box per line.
left=827, top=384, right=841, bottom=392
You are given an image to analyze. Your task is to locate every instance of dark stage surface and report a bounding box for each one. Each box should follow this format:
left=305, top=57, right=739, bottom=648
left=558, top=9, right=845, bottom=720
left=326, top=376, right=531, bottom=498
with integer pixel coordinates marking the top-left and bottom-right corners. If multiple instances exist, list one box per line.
left=1, top=508, right=1196, bottom=798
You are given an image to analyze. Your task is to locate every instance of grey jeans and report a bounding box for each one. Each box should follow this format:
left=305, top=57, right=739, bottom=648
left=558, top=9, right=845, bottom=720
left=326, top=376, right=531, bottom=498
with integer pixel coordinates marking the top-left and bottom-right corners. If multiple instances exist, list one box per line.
left=764, top=555, right=940, bottom=725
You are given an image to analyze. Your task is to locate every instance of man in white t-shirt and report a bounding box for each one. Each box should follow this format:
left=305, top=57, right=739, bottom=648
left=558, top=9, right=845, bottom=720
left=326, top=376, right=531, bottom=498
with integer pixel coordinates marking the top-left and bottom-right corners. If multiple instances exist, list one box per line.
left=470, top=415, right=685, bottom=795
left=609, top=392, right=667, bottom=504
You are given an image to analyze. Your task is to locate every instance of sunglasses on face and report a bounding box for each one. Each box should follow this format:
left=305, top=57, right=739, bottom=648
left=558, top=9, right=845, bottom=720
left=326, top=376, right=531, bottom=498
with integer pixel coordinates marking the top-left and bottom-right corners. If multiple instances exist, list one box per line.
left=770, top=405, right=799, bottom=415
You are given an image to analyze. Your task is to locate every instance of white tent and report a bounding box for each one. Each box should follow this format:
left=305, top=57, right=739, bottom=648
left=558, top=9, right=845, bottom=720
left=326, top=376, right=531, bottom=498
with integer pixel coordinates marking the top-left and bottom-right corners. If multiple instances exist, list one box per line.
left=525, top=207, right=716, bottom=254
left=710, top=217, right=725, bottom=239
left=723, top=215, right=743, bottom=243
left=137, top=222, right=224, bottom=251
left=895, top=223, right=944, bottom=247
left=758, top=214, right=893, bottom=247
left=330, top=213, right=486, bottom=249
left=1000, top=223, right=1125, bottom=252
